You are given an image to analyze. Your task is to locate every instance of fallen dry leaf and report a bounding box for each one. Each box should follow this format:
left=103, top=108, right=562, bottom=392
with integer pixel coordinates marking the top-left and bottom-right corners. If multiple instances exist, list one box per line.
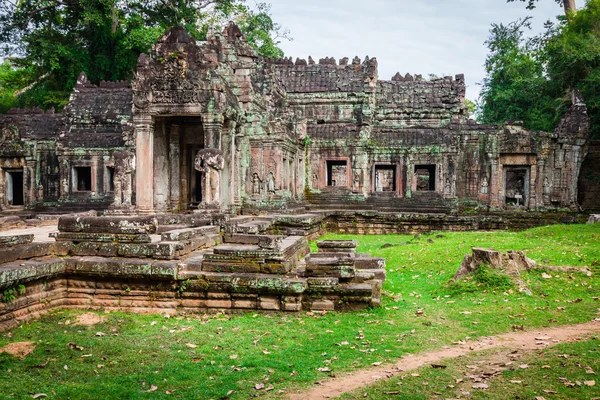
left=95, top=332, right=106, bottom=337
left=584, top=380, right=596, bottom=387
left=68, top=342, right=83, bottom=351
left=255, top=383, right=265, bottom=390
left=32, top=394, right=47, bottom=399
left=317, top=367, right=331, bottom=372
left=472, top=383, right=489, bottom=389
left=185, top=343, right=197, bottom=349
left=146, top=385, right=158, bottom=393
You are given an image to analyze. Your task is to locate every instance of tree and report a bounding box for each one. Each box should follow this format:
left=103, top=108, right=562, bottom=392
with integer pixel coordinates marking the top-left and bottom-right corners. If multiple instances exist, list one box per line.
left=478, top=17, right=560, bottom=131
left=507, top=0, right=577, bottom=18
left=0, top=0, right=290, bottom=111
left=482, top=0, right=600, bottom=137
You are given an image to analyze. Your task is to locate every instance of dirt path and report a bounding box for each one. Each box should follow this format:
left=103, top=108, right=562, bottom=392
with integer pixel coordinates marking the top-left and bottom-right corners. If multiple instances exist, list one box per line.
left=288, top=320, right=600, bottom=399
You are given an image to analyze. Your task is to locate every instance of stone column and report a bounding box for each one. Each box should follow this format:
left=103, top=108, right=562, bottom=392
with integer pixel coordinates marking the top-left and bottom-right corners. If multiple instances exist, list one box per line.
left=203, top=115, right=224, bottom=150
left=135, top=116, right=154, bottom=213
left=489, top=157, right=500, bottom=208
left=528, top=164, right=537, bottom=209
left=536, top=159, right=546, bottom=209
left=229, top=121, right=237, bottom=209
left=169, top=124, right=181, bottom=211
left=405, top=159, right=413, bottom=198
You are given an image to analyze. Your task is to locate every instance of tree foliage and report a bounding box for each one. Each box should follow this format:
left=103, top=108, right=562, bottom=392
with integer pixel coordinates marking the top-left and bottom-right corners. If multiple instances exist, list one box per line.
left=507, top=0, right=577, bottom=17
left=0, top=0, right=290, bottom=111
left=480, top=0, right=600, bottom=137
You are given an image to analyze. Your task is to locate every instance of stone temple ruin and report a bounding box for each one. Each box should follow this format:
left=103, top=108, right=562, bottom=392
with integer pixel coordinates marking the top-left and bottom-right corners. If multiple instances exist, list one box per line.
left=0, top=24, right=597, bottom=327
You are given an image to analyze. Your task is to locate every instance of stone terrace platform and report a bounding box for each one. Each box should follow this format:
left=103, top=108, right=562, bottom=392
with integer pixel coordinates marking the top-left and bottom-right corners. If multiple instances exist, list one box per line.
left=0, top=212, right=387, bottom=332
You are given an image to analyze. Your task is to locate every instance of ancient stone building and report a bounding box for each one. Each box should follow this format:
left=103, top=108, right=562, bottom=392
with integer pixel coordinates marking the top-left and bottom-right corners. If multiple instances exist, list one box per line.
left=0, top=24, right=594, bottom=214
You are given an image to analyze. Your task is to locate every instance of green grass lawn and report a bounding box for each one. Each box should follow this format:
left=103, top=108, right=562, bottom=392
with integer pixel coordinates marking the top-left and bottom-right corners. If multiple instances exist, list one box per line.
left=0, top=224, right=599, bottom=399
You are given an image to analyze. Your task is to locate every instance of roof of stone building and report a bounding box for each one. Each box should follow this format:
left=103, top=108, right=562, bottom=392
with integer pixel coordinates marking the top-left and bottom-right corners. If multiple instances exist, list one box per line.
left=0, top=109, right=60, bottom=141
left=269, top=56, right=376, bottom=93
left=59, top=74, right=132, bottom=148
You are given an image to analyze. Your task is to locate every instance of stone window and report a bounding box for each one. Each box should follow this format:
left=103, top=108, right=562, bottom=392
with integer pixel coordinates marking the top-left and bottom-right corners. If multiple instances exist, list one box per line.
left=73, top=166, right=92, bottom=192
left=5, top=170, right=24, bottom=206
left=414, top=165, right=436, bottom=191
left=105, top=167, right=115, bottom=192
left=374, top=165, right=396, bottom=192
left=326, top=160, right=348, bottom=187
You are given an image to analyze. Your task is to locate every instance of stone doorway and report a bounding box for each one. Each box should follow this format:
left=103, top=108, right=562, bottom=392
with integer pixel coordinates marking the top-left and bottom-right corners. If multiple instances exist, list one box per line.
left=504, top=167, right=529, bottom=207
left=5, top=169, right=24, bottom=206
left=326, top=160, right=348, bottom=187
left=153, top=116, right=204, bottom=211
left=374, top=165, right=396, bottom=192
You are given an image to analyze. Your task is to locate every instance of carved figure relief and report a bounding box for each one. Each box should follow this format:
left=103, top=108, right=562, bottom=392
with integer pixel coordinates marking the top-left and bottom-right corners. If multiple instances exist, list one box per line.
left=195, top=148, right=225, bottom=205
left=543, top=176, right=551, bottom=195
left=112, top=150, right=136, bottom=207
left=267, top=172, right=275, bottom=194
left=481, top=176, right=489, bottom=194
left=252, top=173, right=262, bottom=195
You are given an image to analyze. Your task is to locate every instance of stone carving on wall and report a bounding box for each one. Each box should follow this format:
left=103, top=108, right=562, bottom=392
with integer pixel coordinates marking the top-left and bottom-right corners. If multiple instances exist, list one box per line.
left=195, top=148, right=224, bottom=205
left=112, top=150, right=135, bottom=207
left=252, top=173, right=262, bottom=195
left=481, top=176, right=489, bottom=194
left=267, top=172, right=275, bottom=194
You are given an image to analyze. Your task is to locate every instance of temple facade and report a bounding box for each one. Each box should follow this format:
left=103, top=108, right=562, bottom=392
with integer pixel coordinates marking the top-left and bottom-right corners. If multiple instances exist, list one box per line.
left=0, top=24, right=594, bottom=214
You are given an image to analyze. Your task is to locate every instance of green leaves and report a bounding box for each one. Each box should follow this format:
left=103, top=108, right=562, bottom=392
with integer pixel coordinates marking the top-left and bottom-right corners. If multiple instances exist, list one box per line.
left=0, top=0, right=290, bottom=111
left=481, top=0, right=600, bottom=137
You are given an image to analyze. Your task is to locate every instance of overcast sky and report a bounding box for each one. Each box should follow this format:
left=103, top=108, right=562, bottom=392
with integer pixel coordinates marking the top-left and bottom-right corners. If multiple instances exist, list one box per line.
left=266, top=0, right=568, bottom=102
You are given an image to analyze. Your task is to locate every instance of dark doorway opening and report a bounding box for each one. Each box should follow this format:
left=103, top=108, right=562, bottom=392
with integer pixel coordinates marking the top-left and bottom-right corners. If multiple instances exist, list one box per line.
left=326, top=160, right=348, bottom=187
left=74, top=167, right=92, bottom=191
left=6, top=170, right=24, bottom=206
left=106, top=167, right=115, bottom=192
left=375, top=165, right=396, bottom=192
left=191, top=169, right=203, bottom=205
left=415, top=165, right=436, bottom=191
left=505, top=168, right=528, bottom=206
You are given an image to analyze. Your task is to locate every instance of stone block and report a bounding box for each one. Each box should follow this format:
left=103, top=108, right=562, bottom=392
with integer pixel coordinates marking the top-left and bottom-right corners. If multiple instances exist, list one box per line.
left=232, top=294, right=258, bottom=309
left=310, top=299, right=335, bottom=311
left=0, top=242, right=55, bottom=264
left=258, top=295, right=280, bottom=310
left=282, top=298, right=302, bottom=312
left=52, top=232, right=152, bottom=243
left=317, top=240, right=358, bottom=252
left=305, top=264, right=355, bottom=279
left=305, top=254, right=355, bottom=266
left=0, top=234, right=34, bottom=248
left=58, top=216, right=158, bottom=234
left=354, top=257, right=385, bottom=270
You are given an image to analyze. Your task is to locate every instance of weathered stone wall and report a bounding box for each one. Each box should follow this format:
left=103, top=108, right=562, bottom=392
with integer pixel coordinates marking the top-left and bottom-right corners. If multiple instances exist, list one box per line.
left=0, top=109, right=59, bottom=209
left=0, top=24, right=592, bottom=214
left=579, top=140, right=600, bottom=211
